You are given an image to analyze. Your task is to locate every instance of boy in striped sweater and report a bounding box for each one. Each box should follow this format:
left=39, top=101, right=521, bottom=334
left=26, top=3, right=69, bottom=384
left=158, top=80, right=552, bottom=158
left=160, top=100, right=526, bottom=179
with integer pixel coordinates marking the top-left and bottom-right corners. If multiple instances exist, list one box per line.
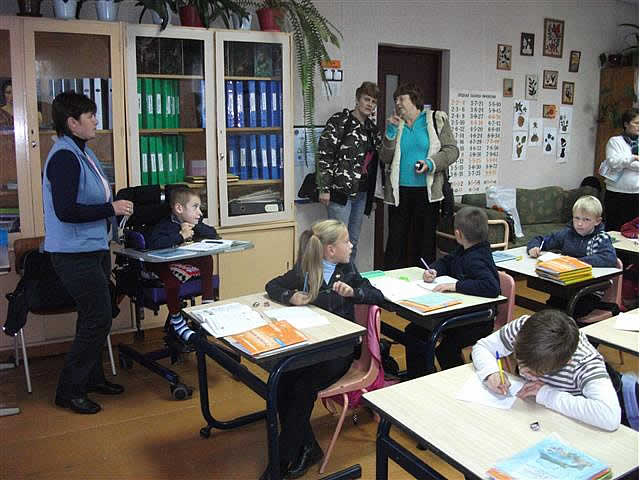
left=472, top=309, right=621, bottom=431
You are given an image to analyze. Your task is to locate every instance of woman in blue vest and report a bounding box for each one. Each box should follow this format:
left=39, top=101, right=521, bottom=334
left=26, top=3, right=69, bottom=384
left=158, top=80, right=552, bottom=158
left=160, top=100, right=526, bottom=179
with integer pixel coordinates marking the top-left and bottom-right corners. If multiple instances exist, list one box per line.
left=43, top=91, right=133, bottom=414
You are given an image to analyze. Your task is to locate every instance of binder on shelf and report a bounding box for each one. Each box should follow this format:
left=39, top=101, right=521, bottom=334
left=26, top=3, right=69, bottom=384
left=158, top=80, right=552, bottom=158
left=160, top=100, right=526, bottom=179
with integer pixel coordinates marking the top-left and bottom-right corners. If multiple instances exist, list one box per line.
left=171, top=136, right=179, bottom=182
left=156, top=135, right=166, bottom=185
left=246, top=80, right=257, bottom=128
left=269, top=134, right=279, bottom=179
left=162, top=79, right=171, bottom=129
left=257, top=80, right=268, bottom=127
left=107, top=78, right=113, bottom=130
left=148, top=136, right=159, bottom=185
left=175, top=80, right=181, bottom=128
left=238, top=135, right=249, bottom=180
left=234, top=80, right=245, bottom=128
left=258, top=134, right=269, bottom=179
left=195, top=79, right=206, bottom=129
left=249, top=134, right=259, bottom=179
left=227, top=135, right=239, bottom=176
left=153, top=78, right=163, bottom=129
left=276, top=80, right=283, bottom=127
left=142, top=77, right=154, bottom=129
left=93, top=78, right=104, bottom=130
left=164, top=136, right=175, bottom=184
left=136, top=78, right=142, bottom=128
left=167, top=80, right=174, bottom=128
left=225, top=80, right=235, bottom=128
left=177, top=135, right=185, bottom=182
left=140, top=136, right=149, bottom=185
left=269, top=80, right=279, bottom=127
left=277, top=134, right=284, bottom=180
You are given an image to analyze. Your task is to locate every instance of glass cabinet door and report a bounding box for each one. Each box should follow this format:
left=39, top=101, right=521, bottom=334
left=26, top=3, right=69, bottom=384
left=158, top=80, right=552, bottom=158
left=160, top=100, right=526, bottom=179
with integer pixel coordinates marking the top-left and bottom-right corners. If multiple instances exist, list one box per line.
left=125, top=25, right=217, bottom=225
left=215, top=31, right=294, bottom=227
left=22, top=19, right=126, bottom=236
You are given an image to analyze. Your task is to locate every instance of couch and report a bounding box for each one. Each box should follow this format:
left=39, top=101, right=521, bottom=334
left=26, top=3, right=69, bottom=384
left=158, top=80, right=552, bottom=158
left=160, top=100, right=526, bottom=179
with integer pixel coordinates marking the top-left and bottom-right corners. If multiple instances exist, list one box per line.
left=436, top=185, right=601, bottom=253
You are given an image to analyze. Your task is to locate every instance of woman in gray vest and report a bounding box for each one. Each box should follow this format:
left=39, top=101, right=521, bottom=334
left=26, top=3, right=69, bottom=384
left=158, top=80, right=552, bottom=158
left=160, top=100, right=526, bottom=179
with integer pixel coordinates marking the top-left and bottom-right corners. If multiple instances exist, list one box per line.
left=43, top=91, right=133, bottom=414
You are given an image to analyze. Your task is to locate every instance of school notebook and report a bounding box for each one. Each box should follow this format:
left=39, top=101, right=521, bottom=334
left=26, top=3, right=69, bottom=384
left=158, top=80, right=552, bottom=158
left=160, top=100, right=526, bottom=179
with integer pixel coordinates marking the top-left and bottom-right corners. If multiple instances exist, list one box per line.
left=492, top=251, right=519, bottom=263
left=225, top=320, right=307, bottom=357
left=398, top=291, right=462, bottom=313
left=487, top=435, right=611, bottom=480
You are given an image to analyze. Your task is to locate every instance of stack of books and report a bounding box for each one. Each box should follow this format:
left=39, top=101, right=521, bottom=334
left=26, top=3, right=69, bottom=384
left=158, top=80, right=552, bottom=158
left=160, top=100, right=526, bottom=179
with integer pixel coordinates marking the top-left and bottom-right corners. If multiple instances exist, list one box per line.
left=535, top=255, right=593, bottom=285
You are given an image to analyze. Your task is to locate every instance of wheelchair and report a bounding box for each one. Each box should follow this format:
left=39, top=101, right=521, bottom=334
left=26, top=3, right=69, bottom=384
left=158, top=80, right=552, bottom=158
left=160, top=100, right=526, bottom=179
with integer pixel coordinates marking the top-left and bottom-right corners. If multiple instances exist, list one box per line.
left=113, top=184, right=220, bottom=400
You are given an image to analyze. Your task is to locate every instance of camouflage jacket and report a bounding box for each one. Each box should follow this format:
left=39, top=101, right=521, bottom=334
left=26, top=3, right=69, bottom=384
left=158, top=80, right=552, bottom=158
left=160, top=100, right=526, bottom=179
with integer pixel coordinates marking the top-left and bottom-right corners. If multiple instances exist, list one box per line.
left=316, top=109, right=382, bottom=197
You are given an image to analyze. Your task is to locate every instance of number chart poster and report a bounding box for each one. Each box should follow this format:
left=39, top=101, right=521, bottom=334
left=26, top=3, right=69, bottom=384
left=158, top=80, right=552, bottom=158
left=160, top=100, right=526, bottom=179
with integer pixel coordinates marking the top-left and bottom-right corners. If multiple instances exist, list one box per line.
left=448, top=90, right=502, bottom=194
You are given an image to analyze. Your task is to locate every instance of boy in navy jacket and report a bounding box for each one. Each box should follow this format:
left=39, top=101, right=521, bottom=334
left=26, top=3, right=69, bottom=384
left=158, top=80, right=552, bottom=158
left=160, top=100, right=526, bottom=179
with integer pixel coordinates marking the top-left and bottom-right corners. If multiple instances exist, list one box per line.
left=406, top=206, right=500, bottom=377
left=148, top=186, right=219, bottom=343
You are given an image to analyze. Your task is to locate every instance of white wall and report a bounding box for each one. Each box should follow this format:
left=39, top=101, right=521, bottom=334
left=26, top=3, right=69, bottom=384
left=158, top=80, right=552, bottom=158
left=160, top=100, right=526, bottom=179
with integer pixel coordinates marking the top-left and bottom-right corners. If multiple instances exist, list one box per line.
left=2, top=0, right=636, bottom=272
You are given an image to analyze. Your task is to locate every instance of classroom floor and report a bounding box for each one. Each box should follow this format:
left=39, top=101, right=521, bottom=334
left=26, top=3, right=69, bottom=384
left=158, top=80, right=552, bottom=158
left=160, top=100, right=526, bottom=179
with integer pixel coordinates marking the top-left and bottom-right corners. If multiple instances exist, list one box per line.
left=1, top=280, right=637, bottom=479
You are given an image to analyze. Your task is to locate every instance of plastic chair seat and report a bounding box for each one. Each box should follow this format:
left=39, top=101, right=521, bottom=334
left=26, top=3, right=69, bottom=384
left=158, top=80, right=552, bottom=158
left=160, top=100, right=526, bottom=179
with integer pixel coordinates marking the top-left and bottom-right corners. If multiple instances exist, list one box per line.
left=318, top=360, right=375, bottom=398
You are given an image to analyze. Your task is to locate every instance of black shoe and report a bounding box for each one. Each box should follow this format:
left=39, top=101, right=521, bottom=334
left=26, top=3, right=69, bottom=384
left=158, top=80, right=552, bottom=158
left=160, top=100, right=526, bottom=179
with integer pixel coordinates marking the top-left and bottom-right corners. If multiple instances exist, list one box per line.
left=55, top=396, right=101, bottom=414
left=287, top=441, right=323, bottom=479
left=87, top=380, right=125, bottom=395
left=259, top=462, right=290, bottom=480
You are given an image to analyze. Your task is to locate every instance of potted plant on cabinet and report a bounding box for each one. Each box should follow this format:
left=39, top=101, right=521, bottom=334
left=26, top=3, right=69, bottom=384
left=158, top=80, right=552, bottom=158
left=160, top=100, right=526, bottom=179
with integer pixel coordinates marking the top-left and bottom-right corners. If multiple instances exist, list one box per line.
left=16, top=0, right=43, bottom=17
left=95, top=0, right=122, bottom=22
left=135, top=0, right=173, bottom=30
left=174, top=0, right=249, bottom=28
left=241, top=0, right=342, bottom=128
left=53, top=0, right=84, bottom=19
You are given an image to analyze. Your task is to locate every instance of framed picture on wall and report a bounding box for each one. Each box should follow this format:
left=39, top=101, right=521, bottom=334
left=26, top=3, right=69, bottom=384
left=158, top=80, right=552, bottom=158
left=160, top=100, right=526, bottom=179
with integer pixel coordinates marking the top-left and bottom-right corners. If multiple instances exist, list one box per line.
left=525, top=74, right=539, bottom=100
left=520, top=33, right=535, bottom=56
left=543, top=104, right=557, bottom=119
left=569, top=50, right=581, bottom=72
left=562, top=81, right=575, bottom=104
left=497, top=44, right=512, bottom=70
left=543, top=18, right=564, bottom=58
left=543, top=70, right=558, bottom=89
left=503, top=78, right=514, bottom=97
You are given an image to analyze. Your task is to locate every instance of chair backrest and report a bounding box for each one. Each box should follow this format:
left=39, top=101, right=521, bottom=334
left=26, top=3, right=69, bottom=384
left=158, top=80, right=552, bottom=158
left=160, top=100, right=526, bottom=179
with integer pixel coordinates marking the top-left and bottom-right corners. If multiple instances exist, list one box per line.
left=13, top=236, right=44, bottom=276
left=351, top=304, right=381, bottom=383
left=494, top=271, right=516, bottom=330
left=602, top=258, right=624, bottom=305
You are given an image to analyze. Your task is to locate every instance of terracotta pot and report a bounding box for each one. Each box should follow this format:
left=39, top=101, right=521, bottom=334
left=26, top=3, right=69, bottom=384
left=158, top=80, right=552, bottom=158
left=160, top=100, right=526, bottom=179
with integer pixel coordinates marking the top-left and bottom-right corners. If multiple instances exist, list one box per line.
left=17, top=0, right=43, bottom=17
left=257, top=7, right=283, bottom=32
left=179, top=5, right=203, bottom=28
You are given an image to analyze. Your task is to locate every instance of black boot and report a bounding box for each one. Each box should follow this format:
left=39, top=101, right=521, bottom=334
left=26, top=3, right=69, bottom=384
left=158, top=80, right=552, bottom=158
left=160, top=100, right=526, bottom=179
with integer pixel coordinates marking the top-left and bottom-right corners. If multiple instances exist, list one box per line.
left=258, top=460, right=290, bottom=480
left=286, top=440, right=323, bottom=479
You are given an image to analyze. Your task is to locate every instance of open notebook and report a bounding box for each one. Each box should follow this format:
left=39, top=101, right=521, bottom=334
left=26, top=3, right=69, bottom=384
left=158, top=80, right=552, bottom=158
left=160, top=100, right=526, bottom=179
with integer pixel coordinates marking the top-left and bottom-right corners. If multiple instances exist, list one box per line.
left=368, top=275, right=462, bottom=313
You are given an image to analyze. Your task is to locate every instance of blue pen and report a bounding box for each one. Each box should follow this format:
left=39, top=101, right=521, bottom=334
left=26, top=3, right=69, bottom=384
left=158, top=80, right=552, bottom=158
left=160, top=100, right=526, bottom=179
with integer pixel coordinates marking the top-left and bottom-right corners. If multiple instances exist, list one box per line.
left=303, top=272, right=308, bottom=293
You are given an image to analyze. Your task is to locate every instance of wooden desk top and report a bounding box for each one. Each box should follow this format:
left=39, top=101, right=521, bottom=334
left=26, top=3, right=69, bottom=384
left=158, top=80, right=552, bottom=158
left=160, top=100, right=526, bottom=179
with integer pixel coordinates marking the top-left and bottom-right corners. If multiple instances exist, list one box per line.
left=363, top=364, right=638, bottom=479
left=183, top=292, right=365, bottom=364
left=581, top=309, right=639, bottom=355
left=497, top=246, right=621, bottom=280
left=608, top=231, right=639, bottom=254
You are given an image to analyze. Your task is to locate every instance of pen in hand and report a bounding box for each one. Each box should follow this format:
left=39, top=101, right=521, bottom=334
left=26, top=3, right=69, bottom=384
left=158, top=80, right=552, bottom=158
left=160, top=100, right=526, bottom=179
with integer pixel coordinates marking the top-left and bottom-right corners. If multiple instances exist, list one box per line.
left=495, top=351, right=510, bottom=396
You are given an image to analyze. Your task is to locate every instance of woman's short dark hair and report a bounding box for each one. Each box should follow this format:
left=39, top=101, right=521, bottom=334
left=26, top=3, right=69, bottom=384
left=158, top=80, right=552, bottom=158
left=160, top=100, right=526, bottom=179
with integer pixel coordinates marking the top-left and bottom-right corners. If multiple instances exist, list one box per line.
left=621, top=108, right=639, bottom=128
left=1, top=80, right=11, bottom=105
left=52, top=91, right=96, bottom=137
left=355, top=81, right=379, bottom=100
left=393, top=83, right=424, bottom=111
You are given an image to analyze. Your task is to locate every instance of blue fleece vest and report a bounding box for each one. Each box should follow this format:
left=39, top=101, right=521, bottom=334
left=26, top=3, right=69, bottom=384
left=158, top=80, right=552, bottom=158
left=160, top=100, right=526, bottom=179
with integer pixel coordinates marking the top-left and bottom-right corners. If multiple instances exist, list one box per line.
left=43, top=135, right=112, bottom=253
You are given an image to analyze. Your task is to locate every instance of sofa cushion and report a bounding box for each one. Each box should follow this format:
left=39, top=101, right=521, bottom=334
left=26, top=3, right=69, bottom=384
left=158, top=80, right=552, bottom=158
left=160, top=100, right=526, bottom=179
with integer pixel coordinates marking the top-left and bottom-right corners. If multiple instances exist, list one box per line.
left=513, top=223, right=566, bottom=248
left=563, top=186, right=601, bottom=222
left=516, top=186, right=565, bottom=225
left=460, top=193, right=486, bottom=208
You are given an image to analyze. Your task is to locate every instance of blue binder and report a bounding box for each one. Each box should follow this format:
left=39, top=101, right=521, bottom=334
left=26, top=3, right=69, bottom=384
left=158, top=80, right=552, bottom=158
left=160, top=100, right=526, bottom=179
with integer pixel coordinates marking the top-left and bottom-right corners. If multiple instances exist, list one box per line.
left=246, top=80, right=257, bottom=128
left=257, top=80, right=268, bottom=127
left=238, top=135, right=248, bottom=180
left=227, top=135, right=239, bottom=176
left=269, top=134, right=279, bottom=179
left=249, top=135, right=259, bottom=179
left=258, top=134, right=269, bottom=179
left=277, top=134, right=284, bottom=179
left=200, top=80, right=206, bottom=128
left=225, top=80, right=235, bottom=128
left=234, top=80, right=244, bottom=127
left=276, top=80, right=283, bottom=127
left=269, top=80, right=279, bottom=127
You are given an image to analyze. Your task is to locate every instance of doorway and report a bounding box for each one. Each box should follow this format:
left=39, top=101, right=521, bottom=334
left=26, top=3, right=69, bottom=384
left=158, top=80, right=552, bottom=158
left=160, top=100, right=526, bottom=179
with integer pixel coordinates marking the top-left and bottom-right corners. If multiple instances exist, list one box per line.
left=374, top=44, right=443, bottom=269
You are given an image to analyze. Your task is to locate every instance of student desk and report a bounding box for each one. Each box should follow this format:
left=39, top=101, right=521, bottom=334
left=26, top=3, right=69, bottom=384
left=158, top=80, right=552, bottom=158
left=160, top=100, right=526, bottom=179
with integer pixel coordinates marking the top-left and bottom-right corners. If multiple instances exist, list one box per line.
left=374, top=267, right=506, bottom=375
left=112, top=240, right=254, bottom=263
left=363, top=363, right=639, bottom=480
left=496, top=246, right=622, bottom=314
left=581, top=309, right=639, bottom=356
left=183, top=294, right=365, bottom=480
left=608, top=230, right=639, bottom=266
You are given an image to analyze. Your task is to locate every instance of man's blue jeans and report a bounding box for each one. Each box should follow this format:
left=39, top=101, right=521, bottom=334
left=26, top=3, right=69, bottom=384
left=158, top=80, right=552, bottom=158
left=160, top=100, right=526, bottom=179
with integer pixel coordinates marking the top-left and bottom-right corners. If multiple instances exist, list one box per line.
left=326, top=191, right=367, bottom=262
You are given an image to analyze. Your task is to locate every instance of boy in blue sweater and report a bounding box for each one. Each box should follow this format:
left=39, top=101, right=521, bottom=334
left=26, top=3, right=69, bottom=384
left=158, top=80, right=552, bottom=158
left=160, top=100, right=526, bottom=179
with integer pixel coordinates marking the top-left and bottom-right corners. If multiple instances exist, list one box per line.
left=527, top=195, right=617, bottom=318
left=405, top=206, right=500, bottom=377
left=148, top=185, right=219, bottom=343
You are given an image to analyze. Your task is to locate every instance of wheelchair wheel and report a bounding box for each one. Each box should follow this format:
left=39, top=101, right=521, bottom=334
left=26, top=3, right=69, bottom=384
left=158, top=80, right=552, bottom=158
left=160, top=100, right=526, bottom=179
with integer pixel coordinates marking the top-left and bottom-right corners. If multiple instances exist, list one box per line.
left=170, top=383, right=192, bottom=400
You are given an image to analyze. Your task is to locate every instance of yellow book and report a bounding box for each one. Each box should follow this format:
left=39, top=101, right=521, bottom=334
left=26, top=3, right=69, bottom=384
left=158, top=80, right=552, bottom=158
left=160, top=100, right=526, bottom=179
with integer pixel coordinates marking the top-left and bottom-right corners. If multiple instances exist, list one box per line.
left=536, top=256, right=592, bottom=276
left=225, top=320, right=307, bottom=357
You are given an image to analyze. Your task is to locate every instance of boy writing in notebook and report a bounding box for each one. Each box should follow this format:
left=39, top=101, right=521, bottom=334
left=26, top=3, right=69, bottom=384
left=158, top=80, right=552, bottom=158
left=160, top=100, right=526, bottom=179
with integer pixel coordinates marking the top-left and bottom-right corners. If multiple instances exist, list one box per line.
left=148, top=185, right=219, bottom=343
left=472, top=309, right=621, bottom=431
left=527, top=195, right=617, bottom=318
left=405, top=206, right=500, bottom=377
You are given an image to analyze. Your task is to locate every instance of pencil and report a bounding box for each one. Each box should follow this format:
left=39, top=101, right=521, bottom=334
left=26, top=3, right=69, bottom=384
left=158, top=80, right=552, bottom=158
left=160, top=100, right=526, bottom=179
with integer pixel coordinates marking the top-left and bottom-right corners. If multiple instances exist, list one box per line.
left=496, top=351, right=505, bottom=385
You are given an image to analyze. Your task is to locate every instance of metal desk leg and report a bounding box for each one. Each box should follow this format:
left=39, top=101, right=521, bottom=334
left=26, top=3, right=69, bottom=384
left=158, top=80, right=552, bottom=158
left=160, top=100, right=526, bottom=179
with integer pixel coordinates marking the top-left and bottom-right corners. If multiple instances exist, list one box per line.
left=376, top=418, right=391, bottom=480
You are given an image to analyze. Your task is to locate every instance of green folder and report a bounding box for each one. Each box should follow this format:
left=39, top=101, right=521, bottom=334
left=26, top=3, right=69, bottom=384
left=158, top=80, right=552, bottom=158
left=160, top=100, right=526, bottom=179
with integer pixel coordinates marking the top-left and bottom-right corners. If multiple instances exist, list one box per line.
left=157, top=135, right=166, bottom=184
left=170, top=136, right=179, bottom=183
left=170, top=80, right=177, bottom=128
left=137, top=78, right=142, bottom=129
left=148, top=136, right=159, bottom=185
left=140, top=136, right=149, bottom=185
left=164, top=136, right=175, bottom=184
left=153, top=78, right=163, bottom=129
left=177, top=135, right=185, bottom=181
left=162, top=79, right=171, bottom=130
left=175, top=80, right=181, bottom=128
left=142, top=77, right=154, bottom=129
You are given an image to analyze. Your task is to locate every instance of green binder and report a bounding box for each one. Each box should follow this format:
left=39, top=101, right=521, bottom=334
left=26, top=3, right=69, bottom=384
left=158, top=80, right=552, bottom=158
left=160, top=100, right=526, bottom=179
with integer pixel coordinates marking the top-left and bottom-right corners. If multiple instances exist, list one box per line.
left=162, top=79, right=171, bottom=130
left=156, top=135, right=166, bottom=185
left=142, top=77, right=154, bottom=129
left=137, top=78, right=142, bottom=129
left=139, top=135, right=149, bottom=185
left=164, top=136, right=175, bottom=184
left=169, top=80, right=176, bottom=128
left=177, top=135, right=185, bottom=181
left=148, top=136, right=159, bottom=185
left=153, top=78, right=163, bottom=129
left=175, top=80, right=180, bottom=128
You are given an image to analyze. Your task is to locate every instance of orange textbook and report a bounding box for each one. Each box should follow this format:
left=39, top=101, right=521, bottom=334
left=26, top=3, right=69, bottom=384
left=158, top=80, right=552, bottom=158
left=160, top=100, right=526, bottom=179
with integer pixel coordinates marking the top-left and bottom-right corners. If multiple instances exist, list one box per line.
left=536, top=256, right=592, bottom=275
left=225, top=320, right=307, bottom=357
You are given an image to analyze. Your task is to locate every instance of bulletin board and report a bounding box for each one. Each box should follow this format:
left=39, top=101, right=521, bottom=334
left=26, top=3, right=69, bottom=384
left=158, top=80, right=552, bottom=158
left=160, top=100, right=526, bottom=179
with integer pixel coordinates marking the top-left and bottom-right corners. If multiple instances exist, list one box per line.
left=448, top=90, right=502, bottom=195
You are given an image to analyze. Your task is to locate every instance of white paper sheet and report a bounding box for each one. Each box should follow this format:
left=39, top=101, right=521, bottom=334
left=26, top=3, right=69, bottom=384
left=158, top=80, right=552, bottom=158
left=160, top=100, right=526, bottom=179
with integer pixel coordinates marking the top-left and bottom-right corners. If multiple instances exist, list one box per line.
left=177, top=240, right=235, bottom=251
left=614, top=312, right=639, bottom=331
left=190, top=302, right=267, bottom=337
left=264, top=306, right=329, bottom=329
left=456, top=373, right=524, bottom=410
left=369, top=277, right=430, bottom=301
left=537, top=251, right=562, bottom=262
left=419, top=275, right=460, bottom=290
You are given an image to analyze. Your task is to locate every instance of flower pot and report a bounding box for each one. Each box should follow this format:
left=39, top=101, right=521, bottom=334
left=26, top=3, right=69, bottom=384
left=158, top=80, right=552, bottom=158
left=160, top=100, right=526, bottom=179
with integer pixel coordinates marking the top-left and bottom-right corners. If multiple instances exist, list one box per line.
left=17, top=0, right=43, bottom=17
left=230, top=12, right=252, bottom=30
left=95, top=1, right=119, bottom=22
left=257, top=7, right=283, bottom=32
left=179, top=5, right=203, bottom=28
left=53, top=0, right=77, bottom=19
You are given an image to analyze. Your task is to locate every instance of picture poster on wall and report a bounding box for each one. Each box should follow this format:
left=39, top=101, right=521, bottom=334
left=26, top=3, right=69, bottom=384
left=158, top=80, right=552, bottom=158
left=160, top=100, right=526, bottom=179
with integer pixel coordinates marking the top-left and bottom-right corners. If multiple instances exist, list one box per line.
left=543, top=127, right=557, bottom=155
left=528, top=118, right=542, bottom=146
left=448, top=90, right=502, bottom=194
